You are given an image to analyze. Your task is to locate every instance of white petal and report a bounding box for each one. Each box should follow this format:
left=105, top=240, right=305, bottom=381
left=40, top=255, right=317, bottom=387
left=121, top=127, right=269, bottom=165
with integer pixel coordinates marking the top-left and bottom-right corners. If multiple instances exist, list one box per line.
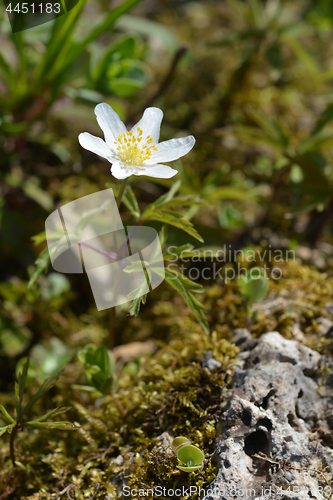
left=134, top=163, right=178, bottom=179
left=110, top=161, right=134, bottom=180
left=78, top=132, right=112, bottom=161
left=143, top=135, right=195, bottom=165
left=110, top=161, right=177, bottom=180
left=131, top=107, right=163, bottom=144
left=95, top=103, right=127, bottom=149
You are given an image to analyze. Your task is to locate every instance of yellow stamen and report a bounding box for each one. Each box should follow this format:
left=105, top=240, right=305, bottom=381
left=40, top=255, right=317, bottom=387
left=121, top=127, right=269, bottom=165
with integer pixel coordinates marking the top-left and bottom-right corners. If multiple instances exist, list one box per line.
left=116, top=131, right=156, bottom=165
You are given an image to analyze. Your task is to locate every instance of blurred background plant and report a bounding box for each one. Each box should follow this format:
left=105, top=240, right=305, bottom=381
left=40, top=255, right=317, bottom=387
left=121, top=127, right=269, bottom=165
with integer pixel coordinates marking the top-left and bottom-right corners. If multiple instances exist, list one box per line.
left=1, top=0, right=333, bottom=497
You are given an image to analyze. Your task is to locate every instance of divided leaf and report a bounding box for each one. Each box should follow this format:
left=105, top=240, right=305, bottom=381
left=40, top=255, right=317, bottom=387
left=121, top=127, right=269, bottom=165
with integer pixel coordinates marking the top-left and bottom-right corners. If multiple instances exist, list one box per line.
left=142, top=208, right=204, bottom=242
left=164, top=268, right=209, bottom=334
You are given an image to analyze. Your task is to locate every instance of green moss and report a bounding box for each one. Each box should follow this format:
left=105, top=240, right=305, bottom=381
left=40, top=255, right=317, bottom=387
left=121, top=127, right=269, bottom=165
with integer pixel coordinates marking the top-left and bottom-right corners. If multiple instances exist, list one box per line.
left=1, top=257, right=333, bottom=498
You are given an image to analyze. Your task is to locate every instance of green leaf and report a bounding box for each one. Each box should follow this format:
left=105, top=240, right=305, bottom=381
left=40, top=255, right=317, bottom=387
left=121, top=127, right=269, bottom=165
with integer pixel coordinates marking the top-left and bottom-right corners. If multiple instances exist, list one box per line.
left=107, top=70, right=147, bottom=97
left=128, top=293, right=147, bottom=316
left=157, top=195, right=208, bottom=210
left=31, top=407, right=72, bottom=423
left=176, top=464, right=203, bottom=472
left=0, top=405, right=15, bottom=425
left=281, top=34, right=320, bottom=77
left=222, top=124, right=286, bottom=151
left=240, top=270, right=268, bottom=306
left=142, top=208, right=204, bottom=242
left=289, top=152, right=331, bottom=212
left=298, top=129, right=333, bottom=153
left=28, top=247, right=52, bottom=289
left=142, top=182, right=207, bottom=213
left=246, top=107, right=289, bottom=147
left=26, top=421, right=79, bottom=430
left=164, top=268, right=209, bottom=334
left=35, top=0, right=88, bottom=83
left=208, top=30, right=259, bottom=47
left=77, top=344, right=116, bottom=394
left=58, top=0, right=143, bottom=79
left=0, top=52, right=15, bottom=89
left=22, top=178, right=54, bottom=211
left=115, top=15, right=177, bottom=54
left=164, top=268, right=203, bottom=292
left=177, top=444, right=205, bottom=466
left=91, top=35, right=139, bottom=82
left=31, top=232, right=48, bottom=246
left=122, top=185, right=141, bottom=219
left=153, top=180, right=182, bottom=208
left=158, top=226, right=168, bottom=250
left=310, top=103, right=333, bottom=136
left=204, top=186, right=255, bottom=202
left=20, top=371, right=61, bottom=419
left=0, top=424, right=15, bottom=437
left=218, top=204, right=244, bottom=229
left=126, top=275, right=149, bottom=300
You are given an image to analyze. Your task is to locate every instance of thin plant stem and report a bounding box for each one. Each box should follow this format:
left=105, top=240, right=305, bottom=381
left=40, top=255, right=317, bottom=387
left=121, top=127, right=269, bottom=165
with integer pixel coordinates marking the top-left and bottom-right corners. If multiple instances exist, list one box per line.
left=109, top=307, right=116, bottom=350
left=109, top=177, right=130, bottom=348
left=126, top=44, right=188, bottom=126
left=80, top=241, right=117, bottom=261
left=114, top=398, right=126, bottom=417
left=116, top=177, right=129, bottom=208
left=10, top=424, right=19, bottom=466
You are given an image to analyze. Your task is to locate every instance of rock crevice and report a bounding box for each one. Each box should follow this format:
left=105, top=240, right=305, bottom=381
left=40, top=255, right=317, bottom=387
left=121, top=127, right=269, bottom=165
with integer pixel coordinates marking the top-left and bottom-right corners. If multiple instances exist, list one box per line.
left=204, top=332, right=333, bottom=500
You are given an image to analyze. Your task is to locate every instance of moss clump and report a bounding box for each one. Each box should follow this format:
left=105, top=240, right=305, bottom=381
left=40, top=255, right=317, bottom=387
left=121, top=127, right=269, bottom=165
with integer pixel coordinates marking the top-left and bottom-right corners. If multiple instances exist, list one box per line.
left=1, top=258, right=333, bottom=499
left=0, top=329, right=238, bottom=500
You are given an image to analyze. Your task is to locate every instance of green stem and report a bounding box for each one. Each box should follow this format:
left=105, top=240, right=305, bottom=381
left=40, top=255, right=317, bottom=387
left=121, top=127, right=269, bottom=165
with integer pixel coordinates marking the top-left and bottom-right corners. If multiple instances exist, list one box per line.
left=10, top=424, right=20, bottom=467
left=109, top=306, right=116, bottom=350
left=116, top=177, right=129, bottom=208
left=108, top=178, right=130, bottom=348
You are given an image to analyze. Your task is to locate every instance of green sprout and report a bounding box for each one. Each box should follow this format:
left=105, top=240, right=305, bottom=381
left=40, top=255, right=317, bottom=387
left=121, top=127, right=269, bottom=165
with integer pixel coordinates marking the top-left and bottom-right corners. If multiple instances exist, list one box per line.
left=239, top=268, right=268, bottom=327
left=171, top=436, right=205, bottom=473
left=76, top=344, right=125, bottom=416
left=0, top=359, right=79, bottom=467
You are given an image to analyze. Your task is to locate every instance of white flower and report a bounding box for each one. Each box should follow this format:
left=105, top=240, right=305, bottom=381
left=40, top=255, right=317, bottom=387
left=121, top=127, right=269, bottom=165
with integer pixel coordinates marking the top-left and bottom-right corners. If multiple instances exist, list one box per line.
left=78, top=103, right=195, bottom=179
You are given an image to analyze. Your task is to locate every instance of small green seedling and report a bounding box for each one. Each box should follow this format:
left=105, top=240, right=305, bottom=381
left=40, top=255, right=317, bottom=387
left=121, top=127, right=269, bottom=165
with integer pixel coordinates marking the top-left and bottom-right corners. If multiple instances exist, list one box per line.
left=76, top=344, right=125, bottom=416
left=77, top=344, right=117, bottom=395
left=0, top=359, right=79, bottom=467
left=240, top=268, right=268, bottom=327
left=240, top=269, right=268, bottom=306
left=171, top=436, right=205, bottom=473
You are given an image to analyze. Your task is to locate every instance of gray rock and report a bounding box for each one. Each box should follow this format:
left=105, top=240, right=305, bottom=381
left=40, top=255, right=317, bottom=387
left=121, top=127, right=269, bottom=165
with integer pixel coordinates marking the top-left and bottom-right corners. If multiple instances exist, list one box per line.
left=231, top=328, right=258, bottom=352
left=202, top=350, right=222, bottom=370
left=316, top=317, right=333, bottom=338
left=109, top=455, right=124, bottom=466
left=203, top=332, right=333, bottom=500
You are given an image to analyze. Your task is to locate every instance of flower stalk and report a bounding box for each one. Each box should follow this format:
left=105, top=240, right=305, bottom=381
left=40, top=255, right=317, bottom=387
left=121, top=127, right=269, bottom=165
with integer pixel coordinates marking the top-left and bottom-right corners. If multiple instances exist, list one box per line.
left=116, top=177, right=129, bottom=208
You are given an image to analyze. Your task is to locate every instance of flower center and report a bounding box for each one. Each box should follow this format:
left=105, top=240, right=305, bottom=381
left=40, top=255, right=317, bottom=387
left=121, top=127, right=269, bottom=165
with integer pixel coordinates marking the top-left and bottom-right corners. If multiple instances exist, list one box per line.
left=114, top=127, right=158, bottom=165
